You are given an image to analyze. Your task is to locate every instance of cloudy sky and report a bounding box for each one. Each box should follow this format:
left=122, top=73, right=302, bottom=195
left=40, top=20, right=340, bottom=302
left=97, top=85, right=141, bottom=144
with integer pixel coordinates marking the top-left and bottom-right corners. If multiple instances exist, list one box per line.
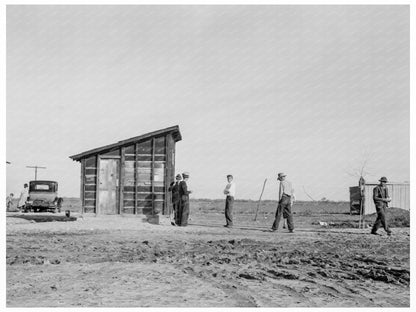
left=6, top=5, right=410, bottom=200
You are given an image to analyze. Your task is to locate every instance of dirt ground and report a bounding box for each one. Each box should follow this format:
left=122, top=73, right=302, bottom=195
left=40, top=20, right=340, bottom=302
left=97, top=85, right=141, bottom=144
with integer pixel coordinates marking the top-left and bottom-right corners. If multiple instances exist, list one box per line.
left=6, top=200, right=410, bottom=307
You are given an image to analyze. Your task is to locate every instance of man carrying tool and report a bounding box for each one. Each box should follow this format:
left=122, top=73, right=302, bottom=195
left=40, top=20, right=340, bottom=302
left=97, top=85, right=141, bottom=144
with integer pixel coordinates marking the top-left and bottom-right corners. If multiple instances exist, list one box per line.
left=271, top=173, right=295, bottom=233
left=168, top=174, right=182, bottom=226
left=371, top=176, right=392, bottom=236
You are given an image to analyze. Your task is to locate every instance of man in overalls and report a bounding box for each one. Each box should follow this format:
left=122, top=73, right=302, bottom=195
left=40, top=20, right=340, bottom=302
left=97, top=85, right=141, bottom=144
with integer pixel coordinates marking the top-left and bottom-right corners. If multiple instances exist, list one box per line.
left=271, top=173, right=295, bottom=233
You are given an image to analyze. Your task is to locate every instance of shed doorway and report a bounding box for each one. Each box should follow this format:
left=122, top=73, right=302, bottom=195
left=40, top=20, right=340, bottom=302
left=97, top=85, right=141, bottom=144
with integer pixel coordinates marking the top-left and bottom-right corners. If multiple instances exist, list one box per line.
left=98, top=158, right=120, bottom=214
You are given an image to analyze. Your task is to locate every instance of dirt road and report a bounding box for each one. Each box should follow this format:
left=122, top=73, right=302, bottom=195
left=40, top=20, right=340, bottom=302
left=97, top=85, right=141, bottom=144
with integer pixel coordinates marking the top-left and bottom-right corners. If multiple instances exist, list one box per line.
left=6, top=212, right=410, bottom=307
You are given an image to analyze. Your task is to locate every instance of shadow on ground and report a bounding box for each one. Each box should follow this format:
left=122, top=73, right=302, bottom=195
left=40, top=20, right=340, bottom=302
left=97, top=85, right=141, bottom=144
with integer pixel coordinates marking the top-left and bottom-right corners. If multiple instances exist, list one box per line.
left=7, top=214, right=77, bottom=223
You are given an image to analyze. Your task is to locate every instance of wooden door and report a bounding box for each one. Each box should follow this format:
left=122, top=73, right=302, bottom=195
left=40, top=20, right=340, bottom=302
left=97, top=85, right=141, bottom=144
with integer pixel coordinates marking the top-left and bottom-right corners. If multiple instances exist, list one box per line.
left=98, top=158, right=120, bottom=214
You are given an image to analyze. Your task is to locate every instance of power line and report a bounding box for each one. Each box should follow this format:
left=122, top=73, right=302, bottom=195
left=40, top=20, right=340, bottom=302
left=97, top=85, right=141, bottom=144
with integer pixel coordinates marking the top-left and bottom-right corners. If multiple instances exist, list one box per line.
left=26, top=165, right=47, bottom=180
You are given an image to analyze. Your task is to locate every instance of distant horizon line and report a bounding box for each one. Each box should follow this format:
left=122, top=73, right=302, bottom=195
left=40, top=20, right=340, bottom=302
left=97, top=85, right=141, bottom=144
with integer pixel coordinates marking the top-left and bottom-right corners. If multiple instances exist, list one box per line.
left=59, top=196, right=349, bottom=203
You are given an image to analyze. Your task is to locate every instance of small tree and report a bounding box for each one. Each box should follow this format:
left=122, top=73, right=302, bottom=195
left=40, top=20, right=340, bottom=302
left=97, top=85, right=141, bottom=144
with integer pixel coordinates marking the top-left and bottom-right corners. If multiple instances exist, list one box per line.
left=346, top=159, right=371, bottom=181
left=346, top=156, right=372, bottom=229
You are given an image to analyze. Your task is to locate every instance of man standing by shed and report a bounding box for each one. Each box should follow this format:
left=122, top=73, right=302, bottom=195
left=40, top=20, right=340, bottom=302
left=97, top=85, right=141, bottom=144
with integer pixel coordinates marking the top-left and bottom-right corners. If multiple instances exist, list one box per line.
left=371, top=176, right=392, bottom=236
left=168, top=174, right=182, bottom=225
left=271, top=173, right=295, bottom=233
left=223, top=174, right=236, bottom=228
left=178, top=172, right=192, bottom=226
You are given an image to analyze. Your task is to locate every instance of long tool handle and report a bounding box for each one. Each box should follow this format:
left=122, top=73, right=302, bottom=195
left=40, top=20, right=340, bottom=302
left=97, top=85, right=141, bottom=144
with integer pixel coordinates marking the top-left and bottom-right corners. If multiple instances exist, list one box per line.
left=254, top=179, right=267, bottom=221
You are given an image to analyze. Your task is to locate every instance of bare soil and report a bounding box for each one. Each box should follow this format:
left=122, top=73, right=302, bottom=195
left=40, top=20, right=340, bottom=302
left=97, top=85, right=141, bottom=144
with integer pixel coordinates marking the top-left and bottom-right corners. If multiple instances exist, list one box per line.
left=6, top=199, right=410, bottom=307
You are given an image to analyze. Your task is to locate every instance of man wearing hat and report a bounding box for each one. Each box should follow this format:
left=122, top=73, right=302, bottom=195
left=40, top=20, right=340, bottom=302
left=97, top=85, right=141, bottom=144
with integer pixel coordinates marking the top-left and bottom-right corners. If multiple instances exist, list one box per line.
left=371, top=176, right=392, bottom=236
left=223, top=174, right=236, bottom=228
left=178, top=172, right=192, bottom=226
left=168, top=174, right=182, bottom=225
left=271, top=173, right=295, bottom=233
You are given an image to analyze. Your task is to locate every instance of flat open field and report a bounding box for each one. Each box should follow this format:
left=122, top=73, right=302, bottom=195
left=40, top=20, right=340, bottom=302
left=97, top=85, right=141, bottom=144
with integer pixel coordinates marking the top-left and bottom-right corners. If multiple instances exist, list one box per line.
left=6, top=199, right=410, bottom=307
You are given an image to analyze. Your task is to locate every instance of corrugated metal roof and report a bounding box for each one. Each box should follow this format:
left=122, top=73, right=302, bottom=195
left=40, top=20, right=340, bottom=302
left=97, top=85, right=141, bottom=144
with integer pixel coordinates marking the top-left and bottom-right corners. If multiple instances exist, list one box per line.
left=69, top=125, right=181, bottom=162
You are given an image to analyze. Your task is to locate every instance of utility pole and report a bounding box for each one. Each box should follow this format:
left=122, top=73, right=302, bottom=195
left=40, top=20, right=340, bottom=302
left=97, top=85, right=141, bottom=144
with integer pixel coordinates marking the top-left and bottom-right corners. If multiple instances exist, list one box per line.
left=26, top=165, right=47, bottom=180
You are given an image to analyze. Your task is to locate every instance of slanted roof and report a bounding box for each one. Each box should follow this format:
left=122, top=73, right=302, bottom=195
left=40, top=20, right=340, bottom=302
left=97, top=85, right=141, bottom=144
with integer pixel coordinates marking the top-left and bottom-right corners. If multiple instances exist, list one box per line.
left=69, top=125, right=181, bottom=162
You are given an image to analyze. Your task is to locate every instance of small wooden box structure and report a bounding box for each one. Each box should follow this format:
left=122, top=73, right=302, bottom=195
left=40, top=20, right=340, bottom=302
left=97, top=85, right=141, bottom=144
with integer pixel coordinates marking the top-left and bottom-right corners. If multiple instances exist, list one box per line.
left=69, top=125, right=182, bottom=215
left=349, top=186, right=362, bottom=215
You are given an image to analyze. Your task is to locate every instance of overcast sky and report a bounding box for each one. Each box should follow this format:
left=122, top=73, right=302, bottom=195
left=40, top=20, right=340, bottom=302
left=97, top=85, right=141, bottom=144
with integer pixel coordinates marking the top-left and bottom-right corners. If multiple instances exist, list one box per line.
left=6, top=5, right=410, bottom=200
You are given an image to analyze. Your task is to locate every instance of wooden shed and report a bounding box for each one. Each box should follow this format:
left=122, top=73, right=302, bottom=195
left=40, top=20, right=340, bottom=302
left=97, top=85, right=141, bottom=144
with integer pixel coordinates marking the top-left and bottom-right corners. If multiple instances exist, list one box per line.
left=69, top=125, right=182, bottom=215
left=362, top=182, right=410, bottom=215
left=349, top=181, right=410, bottom=215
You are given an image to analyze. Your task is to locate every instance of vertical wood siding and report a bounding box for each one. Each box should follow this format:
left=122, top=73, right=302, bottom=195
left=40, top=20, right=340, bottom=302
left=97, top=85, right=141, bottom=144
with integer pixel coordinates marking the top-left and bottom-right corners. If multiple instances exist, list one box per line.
left=83, top=155, right=97, bottom=213
left=80, top=133, right=176, bottom=215
left=363, top=183, right=410, bottom=215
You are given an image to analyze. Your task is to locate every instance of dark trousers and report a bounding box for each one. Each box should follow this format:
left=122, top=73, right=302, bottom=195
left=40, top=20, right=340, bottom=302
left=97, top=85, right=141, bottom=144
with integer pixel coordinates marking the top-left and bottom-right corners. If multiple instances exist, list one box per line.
left=225, top=196, right=234, bottom=226
left=177, top=196, right=189, bottom=226
left=371, top=204, right=391, bottom=234
left=173, top=201, right=180, bottom=224
left=272, top=194, right=294, bottom=231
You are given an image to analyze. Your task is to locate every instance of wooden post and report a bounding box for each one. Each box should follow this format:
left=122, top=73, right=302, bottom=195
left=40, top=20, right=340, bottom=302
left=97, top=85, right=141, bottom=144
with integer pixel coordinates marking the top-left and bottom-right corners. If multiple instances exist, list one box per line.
left=135, top=143, right=138, bottom=215
left=164, top=135, right=169, bottom=215
left=151, top=138, right=155, bottom=215
left=80, top=158, right=85, bottom=215
left=359, top=181, right=365, bottom=229
left=119, top=147, right=125, bottom=215
left=95, top=156, right=100, bottom=215
left=254, top=179, right=267, bottom=221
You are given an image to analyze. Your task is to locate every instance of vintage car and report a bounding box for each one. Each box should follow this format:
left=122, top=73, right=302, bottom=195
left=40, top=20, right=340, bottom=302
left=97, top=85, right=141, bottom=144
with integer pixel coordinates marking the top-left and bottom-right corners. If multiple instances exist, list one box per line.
left=24, top=180, right=63, bottom=213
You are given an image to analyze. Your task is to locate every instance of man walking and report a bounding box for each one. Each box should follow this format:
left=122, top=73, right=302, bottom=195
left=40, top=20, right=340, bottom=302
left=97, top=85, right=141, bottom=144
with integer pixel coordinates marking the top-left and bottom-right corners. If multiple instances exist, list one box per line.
left=371, top=176, right=392, bottom=236
left=223, top=174, right=236, bottom=228
left=271, top=173, right=295, bottom=233
left=17, top=183, right=29, bottom=212
left=168, top=174, right=182, bottom=226
left=178, top=172, right=192, bottom=227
